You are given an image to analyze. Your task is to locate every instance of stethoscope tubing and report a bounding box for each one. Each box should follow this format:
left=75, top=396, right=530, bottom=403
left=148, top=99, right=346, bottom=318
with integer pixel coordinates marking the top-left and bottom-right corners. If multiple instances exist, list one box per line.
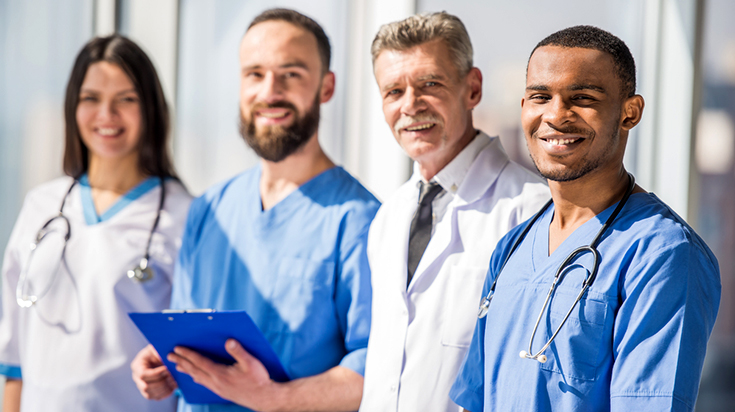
left=16, top=176, right=166, bottom=308
left=478, top=173, right=636, bottom=363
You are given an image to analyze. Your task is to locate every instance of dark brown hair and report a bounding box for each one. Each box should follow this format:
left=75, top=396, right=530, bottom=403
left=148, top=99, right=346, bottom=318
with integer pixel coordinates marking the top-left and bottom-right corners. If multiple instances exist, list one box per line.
left=248, top=8, right=331, bottom=74
left=63, top=35, right=176, bottom=178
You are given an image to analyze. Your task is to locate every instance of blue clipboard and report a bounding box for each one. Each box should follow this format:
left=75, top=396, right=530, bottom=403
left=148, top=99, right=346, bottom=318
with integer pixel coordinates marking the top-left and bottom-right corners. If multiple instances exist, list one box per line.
left=129, top=310, right=290, bottom=404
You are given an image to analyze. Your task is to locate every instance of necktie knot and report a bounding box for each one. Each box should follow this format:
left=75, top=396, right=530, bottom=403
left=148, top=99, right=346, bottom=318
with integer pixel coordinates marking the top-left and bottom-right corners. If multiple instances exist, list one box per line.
left=418, top=182, right=443, bottom=205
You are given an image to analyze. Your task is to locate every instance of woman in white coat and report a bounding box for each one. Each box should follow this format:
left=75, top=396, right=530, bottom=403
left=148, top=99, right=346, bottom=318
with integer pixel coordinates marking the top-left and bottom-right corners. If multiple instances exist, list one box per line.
left=0, top=35, right=192, bottom=412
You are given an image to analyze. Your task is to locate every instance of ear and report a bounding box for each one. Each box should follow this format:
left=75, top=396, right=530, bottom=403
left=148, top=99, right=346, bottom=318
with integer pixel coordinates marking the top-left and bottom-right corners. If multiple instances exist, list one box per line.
left=464, top=67, right=483, bottom=110
left=320, top=71, right=336, bottom=104
left=620, top=94, right=644, bottom=131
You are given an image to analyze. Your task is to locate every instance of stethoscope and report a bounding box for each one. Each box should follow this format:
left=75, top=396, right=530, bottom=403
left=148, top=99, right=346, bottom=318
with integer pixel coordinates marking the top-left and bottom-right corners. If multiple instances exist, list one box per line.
left=16, top=177, right=166, bottom=308
left=477, top=173, right=635, bottom=363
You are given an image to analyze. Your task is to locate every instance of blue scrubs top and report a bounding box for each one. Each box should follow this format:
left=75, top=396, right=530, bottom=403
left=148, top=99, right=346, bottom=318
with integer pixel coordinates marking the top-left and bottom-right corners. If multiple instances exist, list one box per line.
left=171, top=166, right=379, bottom=412
left=451, top=193, right=720, bottom=412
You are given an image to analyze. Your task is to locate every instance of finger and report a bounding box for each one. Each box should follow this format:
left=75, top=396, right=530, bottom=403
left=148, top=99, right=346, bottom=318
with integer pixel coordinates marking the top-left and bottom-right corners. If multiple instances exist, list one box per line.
left=140, top=364, right=172, bottom=383
left=133, top=369, right=175, bottom=400
left=225, top=339, right=256, bottom=366
left=145, top=380, right=176, bottom=401
left=132, top=345, right=161, bottom=374
left=147, top=344, right=163, bottom=362
left=172, top=346, right=220, bottom=372
left=169, top=350, right=217, bottom=385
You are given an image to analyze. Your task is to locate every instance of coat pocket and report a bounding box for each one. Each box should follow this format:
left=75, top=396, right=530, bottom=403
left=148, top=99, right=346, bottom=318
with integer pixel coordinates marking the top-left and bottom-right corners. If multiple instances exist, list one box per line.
left=441, top=265, right=489, bottom=348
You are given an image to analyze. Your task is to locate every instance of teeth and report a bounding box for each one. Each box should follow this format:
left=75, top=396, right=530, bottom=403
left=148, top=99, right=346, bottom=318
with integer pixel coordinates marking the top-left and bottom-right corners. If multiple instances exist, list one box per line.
left=259, top=111, right=289, bottom=119
left=549, top=138, right=578, bottom=145
left=405, top=123, right=434, bottom=131
left=98, top=127, right=121, bottom=136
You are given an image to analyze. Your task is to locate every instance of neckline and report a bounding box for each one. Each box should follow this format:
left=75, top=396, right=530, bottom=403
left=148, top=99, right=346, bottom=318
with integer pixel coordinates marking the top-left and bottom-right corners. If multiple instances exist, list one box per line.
left=252, top=164, right=341, bottom=215
left=79, top=174, right=160, bottom=225
left=532, top=192, right=650, bottom=265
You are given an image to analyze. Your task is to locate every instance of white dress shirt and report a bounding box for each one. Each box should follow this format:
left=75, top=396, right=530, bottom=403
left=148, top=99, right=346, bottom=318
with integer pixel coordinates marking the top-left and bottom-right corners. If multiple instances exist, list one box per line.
left=360, top=132, right=550, bottom=412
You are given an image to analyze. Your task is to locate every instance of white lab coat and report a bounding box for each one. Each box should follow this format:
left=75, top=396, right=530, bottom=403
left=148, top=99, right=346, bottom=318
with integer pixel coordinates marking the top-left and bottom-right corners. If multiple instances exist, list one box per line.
left=0, top=176, right=192, bottom=412
left=361, top=133, right=550, bottom=412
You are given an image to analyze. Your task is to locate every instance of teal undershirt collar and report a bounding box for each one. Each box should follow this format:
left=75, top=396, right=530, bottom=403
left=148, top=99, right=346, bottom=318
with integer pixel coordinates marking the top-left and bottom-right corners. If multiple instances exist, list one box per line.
left=78, top=174, right=160, bottom=225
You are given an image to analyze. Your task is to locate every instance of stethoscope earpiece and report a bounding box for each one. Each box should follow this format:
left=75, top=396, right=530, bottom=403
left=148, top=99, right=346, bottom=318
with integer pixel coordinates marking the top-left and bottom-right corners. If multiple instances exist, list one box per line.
left=519, top=351, right=547, bottom=363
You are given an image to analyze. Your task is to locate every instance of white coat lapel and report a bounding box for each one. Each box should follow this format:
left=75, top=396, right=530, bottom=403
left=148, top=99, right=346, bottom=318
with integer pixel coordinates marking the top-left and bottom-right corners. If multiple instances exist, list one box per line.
left=374, top=178, right=420, bottom=297
left=409, top=135, right=510, bottom=289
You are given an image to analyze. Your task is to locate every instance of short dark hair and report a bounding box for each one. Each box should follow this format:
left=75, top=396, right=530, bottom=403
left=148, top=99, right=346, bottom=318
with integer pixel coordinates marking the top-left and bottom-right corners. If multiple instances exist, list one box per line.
left=248, top=8, right=331, bottom=73
left=530, top=25, right=637, bottom=98
left=63, top=35, right=176, bottom=179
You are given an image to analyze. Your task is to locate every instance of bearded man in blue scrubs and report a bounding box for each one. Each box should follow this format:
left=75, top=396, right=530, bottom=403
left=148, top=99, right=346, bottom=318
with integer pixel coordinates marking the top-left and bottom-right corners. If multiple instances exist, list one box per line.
left=450, top=26, right=720, bottom=412
left=130, top=8, right=379, bottom=412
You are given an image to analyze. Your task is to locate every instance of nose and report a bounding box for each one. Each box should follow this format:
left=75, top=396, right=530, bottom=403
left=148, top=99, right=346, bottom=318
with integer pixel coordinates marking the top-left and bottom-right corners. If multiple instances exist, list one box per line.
left=97, top=99, right=117, bottom=120
left=257, top=71, right=284, bottom=104
left=400, top=87, right=426, bottom=116
left=542, top=96, right=575, bottom=127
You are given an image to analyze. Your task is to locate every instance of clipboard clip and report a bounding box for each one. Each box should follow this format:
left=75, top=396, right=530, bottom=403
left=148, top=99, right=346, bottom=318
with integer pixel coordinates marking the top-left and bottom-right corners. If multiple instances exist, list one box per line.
left=162, top=309, right=216, bottom=313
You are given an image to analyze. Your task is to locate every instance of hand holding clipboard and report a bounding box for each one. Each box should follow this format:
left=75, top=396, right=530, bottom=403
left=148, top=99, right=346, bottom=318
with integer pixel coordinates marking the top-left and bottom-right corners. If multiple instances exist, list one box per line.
left=129, top=310, right=290, bottom=405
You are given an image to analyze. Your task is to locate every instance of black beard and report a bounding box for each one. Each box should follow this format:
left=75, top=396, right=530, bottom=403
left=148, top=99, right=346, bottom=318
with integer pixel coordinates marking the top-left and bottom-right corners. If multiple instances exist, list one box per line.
left=530, top=123, right=619, bottom=182
left=239, top=94, right=320, bottom=162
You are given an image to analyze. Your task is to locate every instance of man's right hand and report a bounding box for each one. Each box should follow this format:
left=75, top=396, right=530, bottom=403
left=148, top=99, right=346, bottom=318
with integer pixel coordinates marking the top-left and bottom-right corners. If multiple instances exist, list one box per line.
left=131, top=344, right=177, bottom=400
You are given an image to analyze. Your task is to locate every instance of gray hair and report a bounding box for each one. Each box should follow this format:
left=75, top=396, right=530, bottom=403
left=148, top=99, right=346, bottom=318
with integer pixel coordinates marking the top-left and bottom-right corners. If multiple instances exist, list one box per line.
left=371, top=11, right=474, bottom=77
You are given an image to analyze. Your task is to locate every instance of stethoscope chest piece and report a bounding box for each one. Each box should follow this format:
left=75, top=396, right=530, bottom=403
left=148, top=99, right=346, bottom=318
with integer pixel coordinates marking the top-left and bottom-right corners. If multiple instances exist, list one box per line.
left=127, top=257, right=154, bottom=282
left=475, top=173, right=637, bottom=363
left=478, top=292, right=493, bottom=318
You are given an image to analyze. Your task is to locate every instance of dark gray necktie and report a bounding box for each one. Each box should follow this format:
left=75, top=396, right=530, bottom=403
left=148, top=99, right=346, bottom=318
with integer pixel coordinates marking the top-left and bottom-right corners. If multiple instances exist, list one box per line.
left=407, top=181, right=444, bottom=288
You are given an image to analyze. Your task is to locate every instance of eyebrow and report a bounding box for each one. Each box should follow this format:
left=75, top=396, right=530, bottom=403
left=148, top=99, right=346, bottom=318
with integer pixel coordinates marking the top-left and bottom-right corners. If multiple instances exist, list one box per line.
left=381, top=73, right=446, bottom=92
left=79, top=88, right=137, bottom=96
left=417, top=73, right=445, bottom=82
left=569, top=83, right=606, bottom=93
left=526, top=83, right=606, bottom=93
left=242, top=61, right=310, bottom=72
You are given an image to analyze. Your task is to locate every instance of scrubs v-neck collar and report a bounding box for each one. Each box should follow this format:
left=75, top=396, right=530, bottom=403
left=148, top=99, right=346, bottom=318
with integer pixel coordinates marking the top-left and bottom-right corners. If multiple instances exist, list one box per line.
left=530, top=196, right=638, bottom=274
left=250, top=164, right=340, bottom=227
left=79, top=174, right=160, bottom=225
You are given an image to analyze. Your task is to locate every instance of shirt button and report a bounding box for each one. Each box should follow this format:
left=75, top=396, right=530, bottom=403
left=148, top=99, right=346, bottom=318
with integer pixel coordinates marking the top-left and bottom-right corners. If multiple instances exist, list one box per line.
left=450, top=184, right=458, bottom=192
left=390, top=384, right=397, bottom=392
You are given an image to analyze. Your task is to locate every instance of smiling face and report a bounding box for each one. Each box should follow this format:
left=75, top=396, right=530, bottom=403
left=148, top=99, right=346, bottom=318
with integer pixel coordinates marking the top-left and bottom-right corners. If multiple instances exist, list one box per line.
left=239, top=20, right=334, bottom=162
left=374, top=39, right=481, bottom=177
left=521, top=45, right=642, bottom=182
left=75, top=62, right=142, bottom=164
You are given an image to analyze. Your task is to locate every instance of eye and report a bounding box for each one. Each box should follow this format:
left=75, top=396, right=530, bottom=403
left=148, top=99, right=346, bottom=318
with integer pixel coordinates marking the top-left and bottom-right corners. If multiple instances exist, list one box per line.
left=425, top=81, right=437, bottom=87
left=120, top=95, right=139, bottom=103
left=79, top=95, right=97, bottom=102
left=284, top=72, right=301, bottom=79
left=572, top=94, right=597, bottom=104
left=244, top=71, right=263, bottom=79
left=528, top=94, right=551, bottom=103
left=384, top=89, right=403, bottom=99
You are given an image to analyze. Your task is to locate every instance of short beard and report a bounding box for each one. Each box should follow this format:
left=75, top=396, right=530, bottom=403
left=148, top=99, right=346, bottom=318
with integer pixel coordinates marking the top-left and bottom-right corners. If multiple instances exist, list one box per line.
left=530, top=123, right=619, bottom=182
left=239, top=93, right=320, bottom=162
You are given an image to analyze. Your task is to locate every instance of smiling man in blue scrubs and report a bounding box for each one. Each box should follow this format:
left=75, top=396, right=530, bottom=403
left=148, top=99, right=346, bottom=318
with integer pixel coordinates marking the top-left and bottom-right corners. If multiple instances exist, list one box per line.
left=130, top=8, right=379, bottom=412
left=450, top=26, right=720, bottom=412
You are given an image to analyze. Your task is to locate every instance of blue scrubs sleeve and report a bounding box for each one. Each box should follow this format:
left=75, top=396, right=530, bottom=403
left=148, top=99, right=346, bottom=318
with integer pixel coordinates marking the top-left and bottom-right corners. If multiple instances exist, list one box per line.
left=610, top=241, right=720, bottom=411
left=334, top=220, right=374, bottom=376
left=170, top=196, right=209, bottom=310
